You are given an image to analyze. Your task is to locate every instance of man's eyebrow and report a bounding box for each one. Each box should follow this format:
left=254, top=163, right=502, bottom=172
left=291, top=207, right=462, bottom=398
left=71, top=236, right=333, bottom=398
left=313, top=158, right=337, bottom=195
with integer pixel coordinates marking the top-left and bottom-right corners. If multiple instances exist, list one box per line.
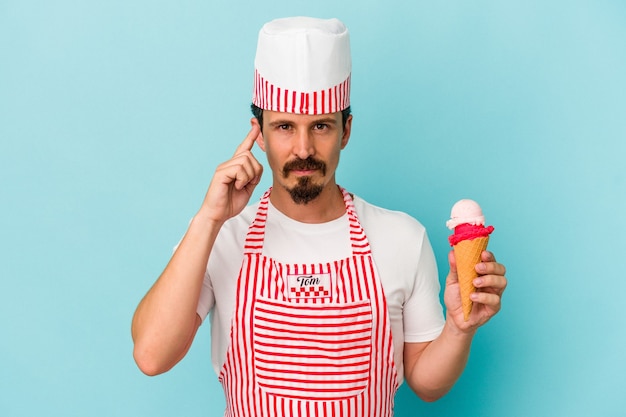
left=267, top=119, right=293, bottom=128
left=311, top=117, right=339, bottom=125
left=267, top=117, right=339, bottom=128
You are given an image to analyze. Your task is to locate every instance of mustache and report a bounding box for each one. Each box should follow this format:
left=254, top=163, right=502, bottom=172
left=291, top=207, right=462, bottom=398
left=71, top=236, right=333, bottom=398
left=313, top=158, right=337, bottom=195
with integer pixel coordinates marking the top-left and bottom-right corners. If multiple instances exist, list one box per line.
left=282, top=157, right=326, bottom=177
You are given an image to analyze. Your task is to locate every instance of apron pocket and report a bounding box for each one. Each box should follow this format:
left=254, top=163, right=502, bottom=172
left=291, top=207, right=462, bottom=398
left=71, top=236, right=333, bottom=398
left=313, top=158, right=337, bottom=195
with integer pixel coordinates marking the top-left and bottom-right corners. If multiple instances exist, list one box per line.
left=252, top=296, right=373, bottom=401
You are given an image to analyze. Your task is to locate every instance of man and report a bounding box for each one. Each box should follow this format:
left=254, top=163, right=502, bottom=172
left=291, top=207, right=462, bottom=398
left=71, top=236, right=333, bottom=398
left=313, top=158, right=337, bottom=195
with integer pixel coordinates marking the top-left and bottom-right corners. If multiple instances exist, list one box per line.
left=132, top=16, right=507, bottom=416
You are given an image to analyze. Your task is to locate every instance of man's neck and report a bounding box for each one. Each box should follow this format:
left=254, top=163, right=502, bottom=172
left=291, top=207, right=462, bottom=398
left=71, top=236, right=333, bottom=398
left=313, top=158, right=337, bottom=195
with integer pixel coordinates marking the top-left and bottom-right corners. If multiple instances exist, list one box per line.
left=269, top=182, right=346, bottom=224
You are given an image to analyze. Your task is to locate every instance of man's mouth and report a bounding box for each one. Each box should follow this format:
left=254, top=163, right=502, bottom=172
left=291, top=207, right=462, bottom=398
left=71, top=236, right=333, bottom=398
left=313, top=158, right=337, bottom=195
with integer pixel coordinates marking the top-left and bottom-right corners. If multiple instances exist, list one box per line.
left=291, top=168, right=317, bottom=175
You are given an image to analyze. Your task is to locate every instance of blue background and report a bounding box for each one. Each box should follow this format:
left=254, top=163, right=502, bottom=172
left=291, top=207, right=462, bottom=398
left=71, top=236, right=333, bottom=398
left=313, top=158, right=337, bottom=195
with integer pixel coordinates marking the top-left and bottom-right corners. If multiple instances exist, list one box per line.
left=2, top=1, right=625, bottom=416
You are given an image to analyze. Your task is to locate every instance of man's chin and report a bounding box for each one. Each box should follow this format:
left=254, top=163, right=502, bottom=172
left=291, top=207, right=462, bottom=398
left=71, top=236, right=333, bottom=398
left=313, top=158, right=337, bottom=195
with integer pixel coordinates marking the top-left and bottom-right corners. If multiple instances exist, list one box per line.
left=285, top=180, right=324, bottom=205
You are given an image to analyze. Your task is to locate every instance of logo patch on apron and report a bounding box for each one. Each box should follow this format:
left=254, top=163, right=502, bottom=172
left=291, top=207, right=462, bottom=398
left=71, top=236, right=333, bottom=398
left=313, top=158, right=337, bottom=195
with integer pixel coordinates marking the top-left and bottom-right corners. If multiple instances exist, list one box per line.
left=287, top=273, right=331, bottom=300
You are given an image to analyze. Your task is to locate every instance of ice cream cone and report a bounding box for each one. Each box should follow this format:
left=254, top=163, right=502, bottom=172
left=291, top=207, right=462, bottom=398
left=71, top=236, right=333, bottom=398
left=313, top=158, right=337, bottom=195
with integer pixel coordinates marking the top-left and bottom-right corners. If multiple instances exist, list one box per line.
left=453, top=236, right=489, bottom=321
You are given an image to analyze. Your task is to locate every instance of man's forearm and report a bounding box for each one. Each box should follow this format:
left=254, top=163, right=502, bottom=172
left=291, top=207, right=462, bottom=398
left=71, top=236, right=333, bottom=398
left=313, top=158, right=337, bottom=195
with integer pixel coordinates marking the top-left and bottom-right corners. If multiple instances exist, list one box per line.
left=404, top=318, right=475, bottom=402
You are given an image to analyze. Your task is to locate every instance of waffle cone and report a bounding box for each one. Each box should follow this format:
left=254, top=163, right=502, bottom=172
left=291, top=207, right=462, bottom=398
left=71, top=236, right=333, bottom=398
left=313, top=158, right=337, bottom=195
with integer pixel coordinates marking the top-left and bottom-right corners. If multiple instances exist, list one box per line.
left=453, top=236, right=489, bottom=321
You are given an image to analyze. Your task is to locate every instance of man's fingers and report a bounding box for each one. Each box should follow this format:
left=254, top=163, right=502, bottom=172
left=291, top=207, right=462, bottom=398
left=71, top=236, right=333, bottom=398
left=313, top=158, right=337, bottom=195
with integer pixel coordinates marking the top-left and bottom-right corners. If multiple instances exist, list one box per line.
left=469, top=291, right=502, bottom=312
left=445, top=250, right=459, bottom=285
left=481, top=250, right=496, bottom=263
left=217, top=156, right=263, bottom=189
left=233, top=124, right=261, bottom=157
left=447, top=250, right=457, bottom=272
left=233, top=162, right=263, bottom=191
left=476, top=255, right=507, bottom=277
left=473, top=274, right=507, bottom=292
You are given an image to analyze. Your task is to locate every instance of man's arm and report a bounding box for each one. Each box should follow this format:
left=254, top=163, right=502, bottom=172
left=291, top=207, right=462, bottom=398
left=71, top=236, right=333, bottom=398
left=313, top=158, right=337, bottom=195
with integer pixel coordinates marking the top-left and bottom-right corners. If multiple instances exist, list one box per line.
left=131, top=124, right=263, bottom=376
left=131, top=214, right=223, bottom=376
left=404, top=250, right=507, bottom=401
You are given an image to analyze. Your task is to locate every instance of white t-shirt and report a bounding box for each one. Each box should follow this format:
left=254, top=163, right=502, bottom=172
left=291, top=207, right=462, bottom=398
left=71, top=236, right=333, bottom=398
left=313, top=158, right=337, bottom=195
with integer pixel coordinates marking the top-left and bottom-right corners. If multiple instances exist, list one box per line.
left=196, top=194, right=445, bottom=383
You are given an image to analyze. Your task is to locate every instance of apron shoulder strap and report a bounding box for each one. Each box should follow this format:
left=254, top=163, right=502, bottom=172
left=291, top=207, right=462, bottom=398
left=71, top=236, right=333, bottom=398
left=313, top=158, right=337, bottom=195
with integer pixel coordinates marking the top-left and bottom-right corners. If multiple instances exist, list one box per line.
left=243, top=188, right=271, bottom=255
left=340, top=187, right=372, bottom=256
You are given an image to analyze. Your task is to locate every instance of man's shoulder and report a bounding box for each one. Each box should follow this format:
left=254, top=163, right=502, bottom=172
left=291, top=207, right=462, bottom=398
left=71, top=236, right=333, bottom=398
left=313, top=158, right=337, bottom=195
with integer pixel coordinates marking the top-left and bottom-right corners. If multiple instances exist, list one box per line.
left=351, top=194, right=432, bottom=271
left=352, top=195, right=427, bottom=237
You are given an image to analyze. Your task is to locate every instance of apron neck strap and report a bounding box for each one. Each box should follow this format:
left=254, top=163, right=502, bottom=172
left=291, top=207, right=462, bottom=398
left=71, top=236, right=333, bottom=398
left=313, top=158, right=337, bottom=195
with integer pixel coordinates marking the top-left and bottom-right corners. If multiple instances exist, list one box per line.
left=243, top=186, right=371, bottom=256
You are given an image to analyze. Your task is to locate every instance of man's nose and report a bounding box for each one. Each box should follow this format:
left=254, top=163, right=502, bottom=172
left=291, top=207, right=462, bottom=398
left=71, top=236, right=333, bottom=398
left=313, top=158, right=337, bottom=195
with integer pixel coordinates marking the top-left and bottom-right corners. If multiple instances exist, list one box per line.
left=292, top=130, right=315, bottom=159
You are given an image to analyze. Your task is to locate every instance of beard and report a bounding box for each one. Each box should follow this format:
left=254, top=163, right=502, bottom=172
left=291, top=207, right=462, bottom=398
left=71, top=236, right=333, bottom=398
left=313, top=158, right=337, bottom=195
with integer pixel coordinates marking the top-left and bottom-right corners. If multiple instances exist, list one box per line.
left=282, top=157, right=327, bottom=205
left=286, top=176, right=324, bottom=204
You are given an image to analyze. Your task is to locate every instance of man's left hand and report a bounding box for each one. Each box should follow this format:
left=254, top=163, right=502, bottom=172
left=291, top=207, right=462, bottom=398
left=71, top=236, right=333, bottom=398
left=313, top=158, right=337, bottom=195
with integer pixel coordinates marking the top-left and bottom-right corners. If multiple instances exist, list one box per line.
left=444, top=250, right=508, bottom=332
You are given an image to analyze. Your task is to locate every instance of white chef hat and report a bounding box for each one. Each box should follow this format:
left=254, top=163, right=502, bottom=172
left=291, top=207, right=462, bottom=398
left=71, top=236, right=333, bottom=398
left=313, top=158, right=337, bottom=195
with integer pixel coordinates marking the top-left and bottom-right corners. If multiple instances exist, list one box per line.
left=252, top=16, right=351, bottom=115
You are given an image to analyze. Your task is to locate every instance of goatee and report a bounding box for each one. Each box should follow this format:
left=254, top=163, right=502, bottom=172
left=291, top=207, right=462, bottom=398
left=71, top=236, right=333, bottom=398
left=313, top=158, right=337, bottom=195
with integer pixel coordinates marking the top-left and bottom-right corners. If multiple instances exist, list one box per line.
left=286, top=176, right=324, bottom=204
left=282, top=157, right=326, bottom=205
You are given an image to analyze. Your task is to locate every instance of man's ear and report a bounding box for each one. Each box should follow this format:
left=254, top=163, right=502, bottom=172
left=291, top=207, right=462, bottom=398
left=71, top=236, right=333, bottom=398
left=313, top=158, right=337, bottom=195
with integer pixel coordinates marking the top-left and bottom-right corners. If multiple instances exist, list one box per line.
left=250, top=117, right=266, bottom=151
left=340, top=115, right=353, bottom=149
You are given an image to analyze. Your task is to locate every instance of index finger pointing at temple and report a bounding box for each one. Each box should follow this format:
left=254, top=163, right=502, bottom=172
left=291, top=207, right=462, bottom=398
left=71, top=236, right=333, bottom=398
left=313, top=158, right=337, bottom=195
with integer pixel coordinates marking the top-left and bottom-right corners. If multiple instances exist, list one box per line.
left=233, top=124, right=261, bottom=157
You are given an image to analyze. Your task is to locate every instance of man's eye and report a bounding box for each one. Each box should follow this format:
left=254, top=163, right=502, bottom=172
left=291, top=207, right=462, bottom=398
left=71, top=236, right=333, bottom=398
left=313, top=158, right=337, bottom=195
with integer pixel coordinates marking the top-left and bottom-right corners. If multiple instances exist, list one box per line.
left=278, top=124, right=290, bottom=130
left=314, top=124, right=328, bottom=130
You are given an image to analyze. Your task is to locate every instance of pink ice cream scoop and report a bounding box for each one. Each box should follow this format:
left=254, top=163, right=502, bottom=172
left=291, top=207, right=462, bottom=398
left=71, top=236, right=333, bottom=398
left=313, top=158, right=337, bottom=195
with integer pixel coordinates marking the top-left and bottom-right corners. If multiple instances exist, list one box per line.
left=446, top=199, right=494, bottom=245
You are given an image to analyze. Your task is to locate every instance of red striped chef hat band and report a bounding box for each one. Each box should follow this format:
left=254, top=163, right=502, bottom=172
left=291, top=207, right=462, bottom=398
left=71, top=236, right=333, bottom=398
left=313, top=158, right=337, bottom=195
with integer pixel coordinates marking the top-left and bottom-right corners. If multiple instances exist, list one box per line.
left=252, top=70, right=350, bottom=115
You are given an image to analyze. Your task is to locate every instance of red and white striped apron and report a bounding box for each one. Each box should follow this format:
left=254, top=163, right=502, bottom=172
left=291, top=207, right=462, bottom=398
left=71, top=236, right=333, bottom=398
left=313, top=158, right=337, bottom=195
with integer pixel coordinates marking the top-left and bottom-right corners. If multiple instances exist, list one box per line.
left=219, top=187, right=398, bottom=417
